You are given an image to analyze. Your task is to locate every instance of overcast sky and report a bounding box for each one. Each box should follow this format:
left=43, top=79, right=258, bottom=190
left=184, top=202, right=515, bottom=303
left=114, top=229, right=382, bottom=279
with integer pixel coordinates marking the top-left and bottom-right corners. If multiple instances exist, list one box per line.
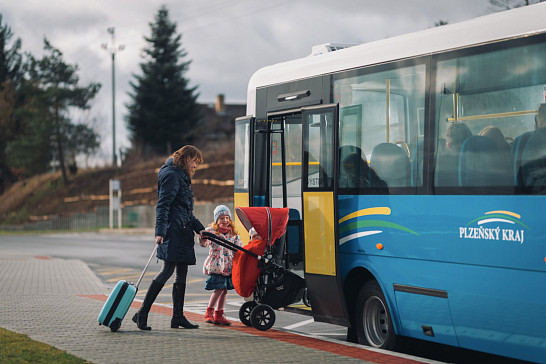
left=2, top=0, right=496, bottom=165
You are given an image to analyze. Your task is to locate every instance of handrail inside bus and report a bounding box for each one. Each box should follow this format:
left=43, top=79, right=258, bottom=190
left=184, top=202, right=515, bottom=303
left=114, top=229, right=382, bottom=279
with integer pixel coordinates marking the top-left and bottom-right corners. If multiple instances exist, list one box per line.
left=271, top=162, right=319, bottom=166
left=446, top=109, right=537, bottom=122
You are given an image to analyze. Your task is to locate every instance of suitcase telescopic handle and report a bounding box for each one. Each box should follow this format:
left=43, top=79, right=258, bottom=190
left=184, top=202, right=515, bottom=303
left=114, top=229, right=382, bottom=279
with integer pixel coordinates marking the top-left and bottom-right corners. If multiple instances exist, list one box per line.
left=135, top=244, right=158, bottom=289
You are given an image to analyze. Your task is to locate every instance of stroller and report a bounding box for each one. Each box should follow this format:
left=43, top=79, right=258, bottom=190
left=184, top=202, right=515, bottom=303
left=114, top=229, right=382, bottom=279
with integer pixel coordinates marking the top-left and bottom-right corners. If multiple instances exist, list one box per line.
left=201, top=206, right=306, bottom=331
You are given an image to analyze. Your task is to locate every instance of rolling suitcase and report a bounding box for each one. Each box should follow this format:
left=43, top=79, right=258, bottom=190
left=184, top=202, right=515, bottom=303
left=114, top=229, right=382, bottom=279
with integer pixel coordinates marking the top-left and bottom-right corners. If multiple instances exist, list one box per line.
left=98, top=245, right=157, bottom=332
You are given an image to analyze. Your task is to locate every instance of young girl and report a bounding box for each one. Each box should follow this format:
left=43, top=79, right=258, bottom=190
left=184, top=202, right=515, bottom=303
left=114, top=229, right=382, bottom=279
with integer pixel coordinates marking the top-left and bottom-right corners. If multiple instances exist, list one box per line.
left=199, top=205, right=242, bottom=325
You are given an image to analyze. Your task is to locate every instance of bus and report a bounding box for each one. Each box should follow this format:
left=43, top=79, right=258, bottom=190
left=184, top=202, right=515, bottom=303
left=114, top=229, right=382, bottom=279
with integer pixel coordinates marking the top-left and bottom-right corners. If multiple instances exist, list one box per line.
left=233, top=4, right=546, bottom=363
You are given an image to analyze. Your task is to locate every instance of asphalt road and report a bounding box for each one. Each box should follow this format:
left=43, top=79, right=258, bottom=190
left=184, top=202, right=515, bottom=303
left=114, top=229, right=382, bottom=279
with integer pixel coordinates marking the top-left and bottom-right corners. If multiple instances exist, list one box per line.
left=0, top=232, right=530, bottom=364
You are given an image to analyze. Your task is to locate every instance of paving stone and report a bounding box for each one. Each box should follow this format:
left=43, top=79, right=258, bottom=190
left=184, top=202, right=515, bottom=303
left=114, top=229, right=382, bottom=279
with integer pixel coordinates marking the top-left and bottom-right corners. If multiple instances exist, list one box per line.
left=0, top=256, right=429, bottom=364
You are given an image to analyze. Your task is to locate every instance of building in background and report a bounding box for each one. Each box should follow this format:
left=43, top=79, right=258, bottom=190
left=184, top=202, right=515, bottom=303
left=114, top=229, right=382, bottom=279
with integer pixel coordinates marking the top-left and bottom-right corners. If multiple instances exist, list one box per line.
left=198, top=94, right=246, bottom=142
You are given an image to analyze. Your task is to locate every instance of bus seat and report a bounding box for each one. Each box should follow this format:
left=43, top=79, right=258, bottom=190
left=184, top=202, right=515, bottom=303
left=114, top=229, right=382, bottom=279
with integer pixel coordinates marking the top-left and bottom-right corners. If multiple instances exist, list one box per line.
left=253, top=195, right=266, bottom=207
left=268, top=210, right=301, bottom=266
left=434, top=138, right=460, bottom=187
left=286, top=208, right=303, bottom=265
left=518, top=129, right=546, bottom=191
left=511, top=131, right=533, bottom=186
left=411, top=140, right=424, bottom=187
left=458, top=135, right=512, bottom=187
left=288, top=208, right=301, bottom=221
left=339, top=145, right=369, bottom=189
left=370, top=143, right=410, bottom=188
left=436, top=153, right=460, bottom=186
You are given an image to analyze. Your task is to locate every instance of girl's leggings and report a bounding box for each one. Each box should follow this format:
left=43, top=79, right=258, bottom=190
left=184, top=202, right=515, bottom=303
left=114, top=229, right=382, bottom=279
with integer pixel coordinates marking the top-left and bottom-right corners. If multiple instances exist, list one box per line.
left=208, top=289, right=227, bottom=310
left=154, top=261, right=188, bottom=285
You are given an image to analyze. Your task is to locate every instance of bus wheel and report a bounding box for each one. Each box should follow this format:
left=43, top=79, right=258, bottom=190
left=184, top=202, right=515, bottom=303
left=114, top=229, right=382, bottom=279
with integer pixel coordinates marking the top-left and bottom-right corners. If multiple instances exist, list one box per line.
left=355, top=281, right=396, bottom=350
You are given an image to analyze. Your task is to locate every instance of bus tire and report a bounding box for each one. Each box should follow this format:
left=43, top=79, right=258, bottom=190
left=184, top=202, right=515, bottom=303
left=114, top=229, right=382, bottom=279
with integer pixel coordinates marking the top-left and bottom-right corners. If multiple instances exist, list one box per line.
left=355, top=280, right=396, bottom=350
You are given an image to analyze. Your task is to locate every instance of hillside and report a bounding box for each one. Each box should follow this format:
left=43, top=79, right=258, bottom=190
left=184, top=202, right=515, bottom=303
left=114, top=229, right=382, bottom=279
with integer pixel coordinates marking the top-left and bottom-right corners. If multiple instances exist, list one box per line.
left=0, top=149, right=235, bottom=225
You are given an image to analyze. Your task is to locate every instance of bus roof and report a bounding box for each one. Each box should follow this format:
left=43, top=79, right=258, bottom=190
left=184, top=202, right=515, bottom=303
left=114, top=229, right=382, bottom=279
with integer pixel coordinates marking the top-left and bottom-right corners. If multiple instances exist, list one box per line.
left=246, top=3, right=546, bottom=115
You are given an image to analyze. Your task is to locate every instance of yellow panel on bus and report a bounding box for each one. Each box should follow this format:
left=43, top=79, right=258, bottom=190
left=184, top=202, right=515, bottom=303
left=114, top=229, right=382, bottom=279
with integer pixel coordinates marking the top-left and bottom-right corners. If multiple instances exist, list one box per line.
left=303, top=191, right=336, bottom=276
left=234, top=192, right=250, bottom=244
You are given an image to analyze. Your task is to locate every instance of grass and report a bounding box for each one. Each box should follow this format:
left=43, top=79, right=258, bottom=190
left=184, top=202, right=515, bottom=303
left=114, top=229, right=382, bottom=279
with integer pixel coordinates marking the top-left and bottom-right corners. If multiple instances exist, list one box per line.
left=0, top=327, right=91, bottom=363
left=0, top=172, right=63, bottom=225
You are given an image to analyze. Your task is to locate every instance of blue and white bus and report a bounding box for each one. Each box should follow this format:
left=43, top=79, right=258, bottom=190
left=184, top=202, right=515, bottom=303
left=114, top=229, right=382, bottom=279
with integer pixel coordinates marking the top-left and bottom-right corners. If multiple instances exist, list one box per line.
left=234, top=4, right=546, bottom=362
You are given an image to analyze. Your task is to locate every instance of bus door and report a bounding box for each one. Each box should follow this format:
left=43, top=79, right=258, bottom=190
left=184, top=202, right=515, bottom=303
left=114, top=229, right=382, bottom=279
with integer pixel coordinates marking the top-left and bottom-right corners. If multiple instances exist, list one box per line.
left=267, top=113, right=305, bottom=268
left=302, top=104, right=350, bottom=326
left=268, top=114, right=303, bottom=212
left=234, top=116, right=253, bottom=242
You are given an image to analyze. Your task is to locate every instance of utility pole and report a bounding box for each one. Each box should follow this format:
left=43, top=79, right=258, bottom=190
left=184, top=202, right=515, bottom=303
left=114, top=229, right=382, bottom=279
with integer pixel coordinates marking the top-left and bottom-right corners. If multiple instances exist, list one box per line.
left=102, top=27, right=125, bottom=167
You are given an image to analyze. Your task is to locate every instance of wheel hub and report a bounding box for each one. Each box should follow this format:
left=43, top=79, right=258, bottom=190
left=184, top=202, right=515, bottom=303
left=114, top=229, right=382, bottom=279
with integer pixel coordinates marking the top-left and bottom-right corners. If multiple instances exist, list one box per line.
left=363, top=295, right=389, bottom=347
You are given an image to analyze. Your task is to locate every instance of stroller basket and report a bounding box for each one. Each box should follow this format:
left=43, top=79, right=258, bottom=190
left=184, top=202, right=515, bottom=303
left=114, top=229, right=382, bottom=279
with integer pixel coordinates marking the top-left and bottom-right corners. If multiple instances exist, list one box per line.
left=258, top=268, right=306, bottom=309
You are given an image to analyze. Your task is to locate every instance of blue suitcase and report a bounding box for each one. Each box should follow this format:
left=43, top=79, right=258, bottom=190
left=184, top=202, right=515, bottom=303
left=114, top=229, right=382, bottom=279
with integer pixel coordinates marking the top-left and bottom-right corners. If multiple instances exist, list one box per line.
left=98, top=245, right=157, bottom=332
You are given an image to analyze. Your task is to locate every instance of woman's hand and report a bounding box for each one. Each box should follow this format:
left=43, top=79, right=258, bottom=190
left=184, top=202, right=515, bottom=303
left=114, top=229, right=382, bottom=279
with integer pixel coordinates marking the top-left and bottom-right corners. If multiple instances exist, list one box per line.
left=155, top=236, right=164, bottom=245
left=198, top=230, right=208, bottom=246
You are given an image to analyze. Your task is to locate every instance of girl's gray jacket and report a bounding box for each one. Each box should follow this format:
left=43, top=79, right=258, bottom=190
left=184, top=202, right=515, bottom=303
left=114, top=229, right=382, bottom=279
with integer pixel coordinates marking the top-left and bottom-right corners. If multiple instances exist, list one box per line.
left=155, top=158, right=205, bottom=264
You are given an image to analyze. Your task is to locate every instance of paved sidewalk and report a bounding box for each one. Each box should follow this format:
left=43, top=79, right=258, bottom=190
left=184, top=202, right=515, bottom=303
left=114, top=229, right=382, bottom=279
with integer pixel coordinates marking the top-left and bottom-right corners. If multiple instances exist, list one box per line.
left=0, top=253, right=435, bottom=364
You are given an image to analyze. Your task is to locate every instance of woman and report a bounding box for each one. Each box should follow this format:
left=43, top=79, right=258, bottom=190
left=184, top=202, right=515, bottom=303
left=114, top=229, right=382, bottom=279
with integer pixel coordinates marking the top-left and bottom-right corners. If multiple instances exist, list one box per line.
left=133, top=145, right=204, bottom=331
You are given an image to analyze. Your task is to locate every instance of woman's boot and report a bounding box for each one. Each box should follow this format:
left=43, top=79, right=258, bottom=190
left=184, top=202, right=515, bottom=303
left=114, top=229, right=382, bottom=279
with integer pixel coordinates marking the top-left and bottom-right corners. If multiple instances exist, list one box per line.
left=171, top=283, right=199, bottom=329
left=132, top=279, right=163, bottom=330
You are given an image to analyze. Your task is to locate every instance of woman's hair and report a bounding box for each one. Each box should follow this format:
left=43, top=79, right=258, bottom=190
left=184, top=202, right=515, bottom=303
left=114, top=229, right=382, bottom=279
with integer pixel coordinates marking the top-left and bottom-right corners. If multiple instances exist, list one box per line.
left=479, top=126, right=509, bottom=151
left=170, top=145, right=203, bottom=169
left=208, top=218, right=239, bottom=236
left=446, top=123, right=472, bottom=150
left=536, top=103, right=546, bottom=128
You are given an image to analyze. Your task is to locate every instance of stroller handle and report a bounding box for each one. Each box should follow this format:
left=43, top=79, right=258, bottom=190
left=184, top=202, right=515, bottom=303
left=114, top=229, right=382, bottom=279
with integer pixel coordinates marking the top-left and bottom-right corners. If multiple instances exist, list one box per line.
left=201, top=231, right=263, bottom=261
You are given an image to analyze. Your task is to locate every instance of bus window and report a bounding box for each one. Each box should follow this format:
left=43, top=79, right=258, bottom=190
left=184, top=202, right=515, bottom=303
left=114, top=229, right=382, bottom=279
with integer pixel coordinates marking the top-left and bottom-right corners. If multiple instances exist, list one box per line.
left=285, top=117, right=303, bottom=212
left=305, top=111, right=334, bottom=189
left=334, top=64, right=426, bottom=190
left=252, top=119, right=269, bottom=205
left=270, top=118, right=283, bottom=207
left=270, top=116, right=303, bottom=213
left=433, top=41, right=546, bottom=192
left=234, top=119, right=250, bottom=192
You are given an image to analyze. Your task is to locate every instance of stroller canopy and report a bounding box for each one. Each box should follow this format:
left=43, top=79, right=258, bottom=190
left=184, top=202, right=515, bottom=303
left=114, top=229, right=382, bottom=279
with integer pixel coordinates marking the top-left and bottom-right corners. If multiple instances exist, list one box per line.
left=236, top=207, right=289, bottom=245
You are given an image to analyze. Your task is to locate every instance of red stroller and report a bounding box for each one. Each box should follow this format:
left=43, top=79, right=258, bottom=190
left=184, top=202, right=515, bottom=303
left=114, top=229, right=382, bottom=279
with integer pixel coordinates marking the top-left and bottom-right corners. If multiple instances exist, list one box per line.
left=201, top=207, right=306, bottom=331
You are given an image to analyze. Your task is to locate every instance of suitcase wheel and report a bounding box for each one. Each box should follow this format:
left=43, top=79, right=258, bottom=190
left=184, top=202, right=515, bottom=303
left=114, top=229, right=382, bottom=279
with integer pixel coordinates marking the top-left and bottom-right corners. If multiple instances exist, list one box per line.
left=110, top=318, right=122, bottom=332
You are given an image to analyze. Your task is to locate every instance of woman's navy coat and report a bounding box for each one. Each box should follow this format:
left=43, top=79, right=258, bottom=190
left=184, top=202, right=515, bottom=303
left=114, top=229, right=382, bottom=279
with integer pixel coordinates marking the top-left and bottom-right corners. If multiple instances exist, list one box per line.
left=155, top=158, right=205, bottom=264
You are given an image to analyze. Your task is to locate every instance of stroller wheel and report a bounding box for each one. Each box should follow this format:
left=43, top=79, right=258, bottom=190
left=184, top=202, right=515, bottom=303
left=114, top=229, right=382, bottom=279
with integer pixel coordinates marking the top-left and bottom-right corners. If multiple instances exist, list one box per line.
left=250, top=304, right=275, bottom=331
left=239, top=301, right=257, bottom=327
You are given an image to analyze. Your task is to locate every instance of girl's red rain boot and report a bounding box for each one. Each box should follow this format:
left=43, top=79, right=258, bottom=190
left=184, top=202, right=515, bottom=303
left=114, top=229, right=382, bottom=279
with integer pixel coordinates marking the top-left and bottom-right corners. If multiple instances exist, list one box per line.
left=214, top=310, right=231, bottom=326
left=204, top=307, right=215, bottom=323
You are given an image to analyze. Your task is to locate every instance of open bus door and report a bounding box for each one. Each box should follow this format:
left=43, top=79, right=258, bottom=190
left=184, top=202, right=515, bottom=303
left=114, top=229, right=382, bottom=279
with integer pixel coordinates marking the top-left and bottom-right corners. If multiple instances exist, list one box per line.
left=234, top=116, right=254, bottom=242
left=302, top=105, right=350, bottom=326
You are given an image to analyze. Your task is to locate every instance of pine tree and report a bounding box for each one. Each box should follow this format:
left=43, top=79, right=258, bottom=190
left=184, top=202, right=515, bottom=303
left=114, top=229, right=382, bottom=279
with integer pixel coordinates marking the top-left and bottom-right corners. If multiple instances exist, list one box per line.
left=126, top=5, right=201, bottom=156
left=0, top=14, right=23, bottom=192
left=9, top=39, right=100, bottom=184
left=0, top=14, right=22, bottom=84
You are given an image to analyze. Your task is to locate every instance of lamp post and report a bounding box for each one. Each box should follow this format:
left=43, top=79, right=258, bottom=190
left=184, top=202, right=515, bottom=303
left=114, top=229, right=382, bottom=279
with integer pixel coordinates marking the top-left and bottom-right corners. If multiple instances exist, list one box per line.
left=102, top=27, right=125, bottom=167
